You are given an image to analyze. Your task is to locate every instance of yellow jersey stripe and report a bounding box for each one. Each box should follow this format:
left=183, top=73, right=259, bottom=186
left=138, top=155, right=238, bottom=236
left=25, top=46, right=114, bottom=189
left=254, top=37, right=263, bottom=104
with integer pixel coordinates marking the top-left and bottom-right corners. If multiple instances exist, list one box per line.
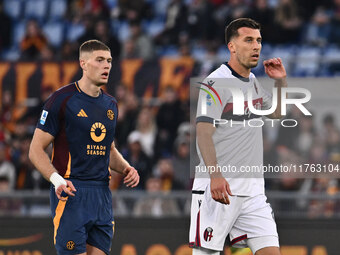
left=53, top=198, right=68, bottom=244
left=108, top=166, right=112, bottom=180
left=64, top=152, right=71, bottom=178
left=75, top=82, right=81, bottom=92
left=51, top=142, right=55, bottom=162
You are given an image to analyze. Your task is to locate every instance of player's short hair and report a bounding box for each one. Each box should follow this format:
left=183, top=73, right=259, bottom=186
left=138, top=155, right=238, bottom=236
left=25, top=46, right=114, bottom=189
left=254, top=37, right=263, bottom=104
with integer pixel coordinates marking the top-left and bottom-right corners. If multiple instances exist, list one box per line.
left=79, top=40, right=110, bottom=56
left=225, top=18, right=261, bottom=45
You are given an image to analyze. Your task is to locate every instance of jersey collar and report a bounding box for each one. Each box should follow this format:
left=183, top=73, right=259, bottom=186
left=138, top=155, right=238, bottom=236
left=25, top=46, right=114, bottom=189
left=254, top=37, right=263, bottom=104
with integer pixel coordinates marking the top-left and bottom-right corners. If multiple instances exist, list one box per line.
left=224, top=62, right=250, bottom=82
left=75, top=81, right=103, bottom=99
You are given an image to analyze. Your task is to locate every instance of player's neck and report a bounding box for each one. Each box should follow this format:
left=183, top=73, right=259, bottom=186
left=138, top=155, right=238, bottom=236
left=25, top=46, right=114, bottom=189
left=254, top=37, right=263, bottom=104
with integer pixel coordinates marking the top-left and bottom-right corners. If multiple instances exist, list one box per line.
left=227, top=60, right=251, bottom=78
left=77, top=79, right=101, bottom=97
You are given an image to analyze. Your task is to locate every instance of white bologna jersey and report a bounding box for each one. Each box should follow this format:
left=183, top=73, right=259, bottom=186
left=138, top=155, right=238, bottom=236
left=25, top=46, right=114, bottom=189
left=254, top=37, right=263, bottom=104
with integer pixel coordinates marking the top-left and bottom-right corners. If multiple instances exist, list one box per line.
left=193, top=63, right=273, bottom=196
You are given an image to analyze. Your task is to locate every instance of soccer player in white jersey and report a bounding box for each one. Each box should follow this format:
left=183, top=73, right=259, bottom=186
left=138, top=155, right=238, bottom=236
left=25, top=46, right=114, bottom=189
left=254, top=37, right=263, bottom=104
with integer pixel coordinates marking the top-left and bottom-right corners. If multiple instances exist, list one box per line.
left=189, top=18, right=287, bottom=255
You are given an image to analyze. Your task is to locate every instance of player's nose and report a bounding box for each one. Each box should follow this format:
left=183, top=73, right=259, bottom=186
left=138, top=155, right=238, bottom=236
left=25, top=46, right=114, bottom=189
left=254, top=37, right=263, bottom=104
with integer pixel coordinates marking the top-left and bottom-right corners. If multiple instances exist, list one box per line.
left=253, top=42, right=261, bottom=51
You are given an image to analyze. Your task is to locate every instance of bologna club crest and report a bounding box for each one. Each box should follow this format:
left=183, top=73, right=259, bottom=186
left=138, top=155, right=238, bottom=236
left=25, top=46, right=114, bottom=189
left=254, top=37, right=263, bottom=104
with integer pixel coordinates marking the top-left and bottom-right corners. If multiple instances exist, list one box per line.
left=204, top=227, right=213, bottom=242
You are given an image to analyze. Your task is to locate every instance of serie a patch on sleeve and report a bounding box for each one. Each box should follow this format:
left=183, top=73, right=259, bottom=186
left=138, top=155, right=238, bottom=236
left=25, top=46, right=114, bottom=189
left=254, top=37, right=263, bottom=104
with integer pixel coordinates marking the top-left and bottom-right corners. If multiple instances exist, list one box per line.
left=40, top=110, right=48, bottom=125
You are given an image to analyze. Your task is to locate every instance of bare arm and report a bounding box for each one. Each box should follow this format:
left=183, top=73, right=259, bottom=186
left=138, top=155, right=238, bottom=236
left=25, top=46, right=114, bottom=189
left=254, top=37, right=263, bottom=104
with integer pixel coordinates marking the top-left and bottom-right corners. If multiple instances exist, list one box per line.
left=29, top=128, right=58, bottom=180
left=197, top=122, right=232, bottom=204
left=29, top=128, right=76, bottom=200
left=264, top=58, right=287, bottom=119
left=197, top=122, right=218, bottom=173
left=109, top=141, right=139, bottom=188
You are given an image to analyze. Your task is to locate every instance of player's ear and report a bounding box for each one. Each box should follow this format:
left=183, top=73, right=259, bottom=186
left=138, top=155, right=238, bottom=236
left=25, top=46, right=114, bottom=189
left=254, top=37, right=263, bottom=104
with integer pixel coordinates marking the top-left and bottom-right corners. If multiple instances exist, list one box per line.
left=79, top=58, right=87, bottom=71
left=79, top=52, right=90, bottom=71
left=228, top=41, right=236, bottom=54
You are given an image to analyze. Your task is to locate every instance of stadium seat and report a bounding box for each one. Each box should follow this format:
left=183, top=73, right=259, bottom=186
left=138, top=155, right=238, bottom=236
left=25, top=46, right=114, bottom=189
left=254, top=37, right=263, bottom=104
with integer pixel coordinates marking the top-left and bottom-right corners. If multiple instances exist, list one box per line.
left=217, top=45, right=230, bottom=62
left=2, top=47, right=21, bottom=61
left=3, top=0, right=22, bottom=19
left=260, top=43, right=273, bottom=57
left=42, top=22, right=64, bottom=47
left=153, top=0, right=169, bottom=20
left=105, top=0, right=117, bottom=9
left=12, top=20, right=26, bottom=46
left=267, top=0, right=279, bottom=8
left=268, top=45, right=296, bottom=76
left=24, top=0, right=48, bottom=20
left=293, top=46, right=321, bottom=76
left=323, top=46, right=340, bottom=63
left=49, top=0, right=67, bottom=20
left=191, top=46, right=206, bottom=62
left=320, top=46, right=340, bottom=76
left=145, top=20, right=164, bottom=37
left=65, top=22, right=85, bottom=42
left=160, top=46, right=179, bottom=57
left=116, top=21, right=130, bottom=42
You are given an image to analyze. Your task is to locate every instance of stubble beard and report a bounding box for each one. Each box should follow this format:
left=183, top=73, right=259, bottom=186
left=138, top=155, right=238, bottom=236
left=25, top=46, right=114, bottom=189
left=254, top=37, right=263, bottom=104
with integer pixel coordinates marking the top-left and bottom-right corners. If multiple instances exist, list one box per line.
left=96, top=78, right=108, bottom=87
left=237, top=54, right=258, bottom=70
left=248, top=62, right=258, bottom=68
left=240, top=61, right=257, bottom=71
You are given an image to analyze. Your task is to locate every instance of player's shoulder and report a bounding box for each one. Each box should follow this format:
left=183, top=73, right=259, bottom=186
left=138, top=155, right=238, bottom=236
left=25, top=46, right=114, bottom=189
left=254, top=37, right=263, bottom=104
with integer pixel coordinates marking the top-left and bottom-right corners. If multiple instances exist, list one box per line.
left=250, top=72, right=262, bottom=87
left=250, top=72, right=257, bottom=79
left=202, top=64, right=234, bottom=91
left=45, top=83, right=77, bottom=110
left=206, top=64, right=233, bottom=79
left=102, top=90, right=118, bottom=105
left=50, top=83, right=77, bottom=98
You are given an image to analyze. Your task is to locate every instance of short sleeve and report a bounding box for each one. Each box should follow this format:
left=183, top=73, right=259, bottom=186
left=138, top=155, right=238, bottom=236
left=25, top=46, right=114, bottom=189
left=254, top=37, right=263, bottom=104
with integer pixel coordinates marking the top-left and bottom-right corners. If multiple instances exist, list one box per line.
left=196, top=78, right=231, bottom=124
left=36, top=93, right=62, bottom=137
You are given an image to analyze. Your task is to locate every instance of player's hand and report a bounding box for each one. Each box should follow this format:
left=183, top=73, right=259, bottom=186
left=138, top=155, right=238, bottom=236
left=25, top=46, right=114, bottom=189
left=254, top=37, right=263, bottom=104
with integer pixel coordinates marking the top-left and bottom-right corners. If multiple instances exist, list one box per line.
left=123, top=166, right=139, bottom=188
left=263, top=58, right=287, bottom=81
left=55, top=180, right=76, bottom=201
left=210, top=177, right=233, bottom=205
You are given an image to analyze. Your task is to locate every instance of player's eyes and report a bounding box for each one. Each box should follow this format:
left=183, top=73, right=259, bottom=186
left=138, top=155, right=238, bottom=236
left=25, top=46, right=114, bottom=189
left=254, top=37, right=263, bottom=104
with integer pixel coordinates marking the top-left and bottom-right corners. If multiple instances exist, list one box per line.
left=245, top=38, right=261, bottom=44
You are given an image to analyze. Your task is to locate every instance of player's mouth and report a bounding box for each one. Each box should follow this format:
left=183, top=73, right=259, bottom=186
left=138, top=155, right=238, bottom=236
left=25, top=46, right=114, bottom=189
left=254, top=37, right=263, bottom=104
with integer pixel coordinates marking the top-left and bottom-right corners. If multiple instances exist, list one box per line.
left=251, top=54, right=259, bottom=60
left=101, top=72, right=109, bottom=79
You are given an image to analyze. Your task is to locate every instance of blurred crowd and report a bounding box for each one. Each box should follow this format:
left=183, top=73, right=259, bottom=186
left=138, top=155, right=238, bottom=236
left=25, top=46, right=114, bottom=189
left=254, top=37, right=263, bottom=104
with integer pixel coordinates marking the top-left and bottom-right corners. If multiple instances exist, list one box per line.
left=263, top=109, right=340, bottom=218
left=0, top=0, right=339, bottom=75
left=0, top=0, right=340, bottom=218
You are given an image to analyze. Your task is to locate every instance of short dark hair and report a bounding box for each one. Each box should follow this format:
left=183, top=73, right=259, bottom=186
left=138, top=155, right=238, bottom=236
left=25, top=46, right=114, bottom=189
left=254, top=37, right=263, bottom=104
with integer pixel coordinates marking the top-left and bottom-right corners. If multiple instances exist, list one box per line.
left=79, top=40, right=110, bottom=55
left=225, top=18, right=261, bottom=45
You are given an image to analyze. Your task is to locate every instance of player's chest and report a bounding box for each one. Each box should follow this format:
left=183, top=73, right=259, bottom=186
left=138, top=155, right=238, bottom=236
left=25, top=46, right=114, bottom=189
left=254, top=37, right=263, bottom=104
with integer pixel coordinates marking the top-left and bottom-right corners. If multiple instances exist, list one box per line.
left=222, top=81, right=263, bottom=117
left=63, top=97, right=117, bottom=136
left=238, top=81, right=260, bottom=99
